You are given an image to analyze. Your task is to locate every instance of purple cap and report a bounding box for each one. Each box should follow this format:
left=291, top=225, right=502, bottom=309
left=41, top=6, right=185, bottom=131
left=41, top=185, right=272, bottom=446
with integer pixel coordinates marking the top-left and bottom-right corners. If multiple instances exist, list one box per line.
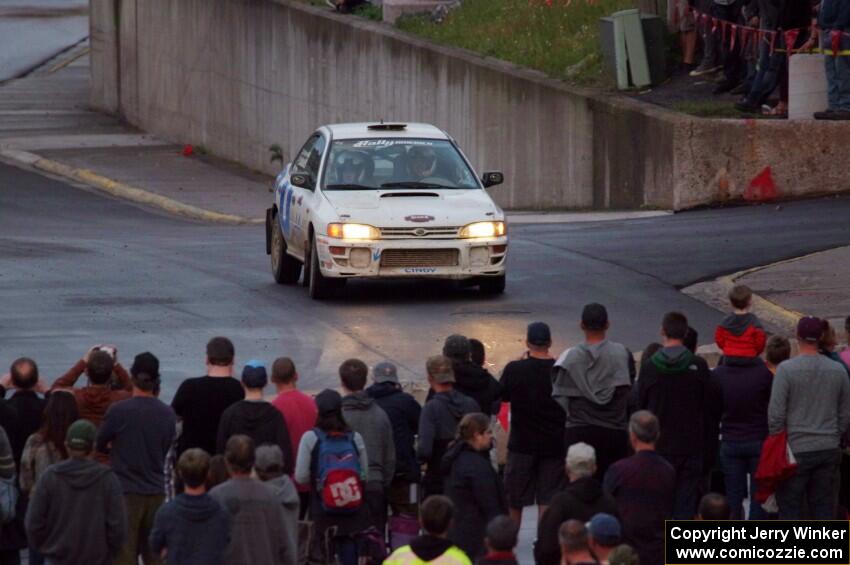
left=797, top=316, right=825, bottom=343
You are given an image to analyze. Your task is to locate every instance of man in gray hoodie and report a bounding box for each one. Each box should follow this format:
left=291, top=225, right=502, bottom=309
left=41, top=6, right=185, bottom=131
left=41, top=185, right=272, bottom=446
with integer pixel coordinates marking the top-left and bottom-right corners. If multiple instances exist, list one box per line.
left=255, top=445, right=298, bottom=565
left=339, top=358, right=396, bottom=534
left=418, top=355, right=480, bottom=498
left=26, top=419, right=127, bottom=565
left=552, top=304, right=633, bottom=481
left=769, top=316, right=850, bottom=519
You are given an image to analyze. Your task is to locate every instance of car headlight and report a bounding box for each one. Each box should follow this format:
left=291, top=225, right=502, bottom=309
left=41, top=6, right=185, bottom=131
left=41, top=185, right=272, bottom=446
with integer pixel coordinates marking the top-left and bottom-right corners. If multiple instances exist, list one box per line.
left=327, top=223, right=380, bottom=240
left=459, top=221, right=506, bottom=238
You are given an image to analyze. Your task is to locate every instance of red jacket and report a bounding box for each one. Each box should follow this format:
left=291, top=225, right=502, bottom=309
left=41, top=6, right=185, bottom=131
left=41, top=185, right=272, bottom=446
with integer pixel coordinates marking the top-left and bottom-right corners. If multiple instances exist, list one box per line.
left=52, top=360, right=132, bottom=427
left=715, top=313, right=766, bottom=358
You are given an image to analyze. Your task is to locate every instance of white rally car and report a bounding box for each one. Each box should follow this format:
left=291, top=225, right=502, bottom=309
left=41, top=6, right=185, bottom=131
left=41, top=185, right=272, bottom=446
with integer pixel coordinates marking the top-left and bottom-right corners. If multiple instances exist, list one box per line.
left=265, top=123, right=508, bottom=299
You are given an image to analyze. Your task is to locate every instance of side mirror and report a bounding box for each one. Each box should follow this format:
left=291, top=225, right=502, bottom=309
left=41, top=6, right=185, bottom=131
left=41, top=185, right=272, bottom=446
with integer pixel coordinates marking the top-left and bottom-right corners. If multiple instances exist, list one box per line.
left=290, top=173, right=313, bottom=189
left=482, top=171, right=504, bottom=188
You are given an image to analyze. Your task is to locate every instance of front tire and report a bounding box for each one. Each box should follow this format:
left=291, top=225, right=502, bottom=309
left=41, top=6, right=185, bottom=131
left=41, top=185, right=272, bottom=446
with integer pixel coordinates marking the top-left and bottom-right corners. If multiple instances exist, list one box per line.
left=479, top=274, right=506, bottom=295
left=308, top=238, right=336, bottom=300
left=270, top=214, right=302, bottom=284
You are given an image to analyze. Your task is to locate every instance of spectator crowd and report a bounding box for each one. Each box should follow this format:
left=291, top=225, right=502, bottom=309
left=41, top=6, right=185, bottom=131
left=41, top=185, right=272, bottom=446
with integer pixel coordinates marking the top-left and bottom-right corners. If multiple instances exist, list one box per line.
left=667, top=0, right=850, bottom=119
left=0, top=285, right=849, bottom=565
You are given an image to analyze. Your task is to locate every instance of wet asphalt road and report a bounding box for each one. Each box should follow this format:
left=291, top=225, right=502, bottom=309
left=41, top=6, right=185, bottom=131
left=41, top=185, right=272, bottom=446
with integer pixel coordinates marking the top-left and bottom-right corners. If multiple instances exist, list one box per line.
left=3, top=161, right=850, bottom=400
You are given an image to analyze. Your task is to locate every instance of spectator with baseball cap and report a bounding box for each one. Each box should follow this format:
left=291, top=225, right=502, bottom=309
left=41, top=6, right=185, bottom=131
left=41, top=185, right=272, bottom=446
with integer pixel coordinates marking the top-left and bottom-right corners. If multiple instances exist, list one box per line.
left=769, top=316, right=850, bottom=519
left=96, top=352, right=177, bottom=565
left=443, top=335, right=501, bottom=417
left=535, top=443, right=617, bottom=565
left=255, top=445, right=299, bottom=565
left=215, top=361, right=293, bottom=474
left=26, top=419, right=127, bottom=565
left=366, top=361, right=422, bottom=515
left=418, top=355, right=479, bottom=498
left=587, top=513, right=622, bottom=565
left=499, top=322, right=566, bottom=527
left=553, top=304, right=633, bottom=481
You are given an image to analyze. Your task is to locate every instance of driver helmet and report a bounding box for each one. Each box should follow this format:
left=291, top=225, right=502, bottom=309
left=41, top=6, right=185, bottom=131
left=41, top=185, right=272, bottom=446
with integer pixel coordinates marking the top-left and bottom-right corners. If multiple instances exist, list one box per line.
left=339, top=153, right=368, bottom=183
left=407, top=145, right=438, bottom=178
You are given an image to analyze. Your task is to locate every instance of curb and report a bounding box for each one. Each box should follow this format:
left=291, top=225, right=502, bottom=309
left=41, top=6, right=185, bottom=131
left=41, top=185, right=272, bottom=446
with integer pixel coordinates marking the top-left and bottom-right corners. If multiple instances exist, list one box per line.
left=682, top=261, right=807, bottom=336
left=0, top=149, right=264, bottom=225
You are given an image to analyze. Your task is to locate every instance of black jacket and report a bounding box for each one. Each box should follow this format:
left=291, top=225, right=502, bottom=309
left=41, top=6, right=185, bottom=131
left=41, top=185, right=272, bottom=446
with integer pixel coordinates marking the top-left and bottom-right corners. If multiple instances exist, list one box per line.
left=637, top=346, right=721, bottom=458
left=366, top=382, right=422, bottom=482
left=216, top=401, right=293, bottom=474
left=7, top=390, right=46, bottom=467
left=819, top=0, right=850, bottom=30
left=452, top=361, right=501, bottom=417
left=149, top=493, right=232, bottom=565
left=535, top=477, right=618, bottom=565
left=442, top=442, right=507, bottom=560
left=25, top=458, right=127, bottom=565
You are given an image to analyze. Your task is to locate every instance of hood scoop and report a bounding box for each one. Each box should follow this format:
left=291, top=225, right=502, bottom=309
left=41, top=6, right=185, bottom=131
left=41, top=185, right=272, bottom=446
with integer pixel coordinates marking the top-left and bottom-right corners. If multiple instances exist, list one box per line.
left=380, top=192, right=440, bottom=198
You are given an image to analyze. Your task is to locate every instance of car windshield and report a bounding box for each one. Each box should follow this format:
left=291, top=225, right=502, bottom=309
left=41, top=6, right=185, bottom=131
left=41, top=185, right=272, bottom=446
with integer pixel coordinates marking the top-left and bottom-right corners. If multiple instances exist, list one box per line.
left=323, top=138, right=480, bottom=190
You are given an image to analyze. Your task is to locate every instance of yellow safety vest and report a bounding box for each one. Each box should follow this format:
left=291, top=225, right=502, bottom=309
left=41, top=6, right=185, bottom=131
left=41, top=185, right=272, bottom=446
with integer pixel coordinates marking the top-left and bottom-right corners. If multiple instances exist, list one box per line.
left=383, top=544, right=472, bottom=565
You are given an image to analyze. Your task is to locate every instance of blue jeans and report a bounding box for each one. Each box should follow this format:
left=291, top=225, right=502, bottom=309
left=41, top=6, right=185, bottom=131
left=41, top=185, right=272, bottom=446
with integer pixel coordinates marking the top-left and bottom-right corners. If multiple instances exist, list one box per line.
left=721, top=440, right=766, bottom=520
left=776, top=448, right=841, bottom=519
left=746, top=42, right=783, bottom=106
left=823, top=33, right=850, bottom=111
left=335, top=536, right=358, bottom=565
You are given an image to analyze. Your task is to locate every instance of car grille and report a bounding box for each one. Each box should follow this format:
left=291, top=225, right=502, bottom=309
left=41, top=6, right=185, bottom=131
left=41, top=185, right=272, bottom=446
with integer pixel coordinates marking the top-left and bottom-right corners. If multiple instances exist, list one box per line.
left=380, top=227, right=460, bottom=239
left=380, top=249, right=459, bottom=268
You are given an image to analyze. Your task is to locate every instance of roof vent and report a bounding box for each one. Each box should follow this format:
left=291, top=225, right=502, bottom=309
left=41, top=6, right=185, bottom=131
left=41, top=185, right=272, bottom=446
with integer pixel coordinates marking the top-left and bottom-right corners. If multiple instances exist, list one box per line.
left=367, top=123, right=407, bottom=131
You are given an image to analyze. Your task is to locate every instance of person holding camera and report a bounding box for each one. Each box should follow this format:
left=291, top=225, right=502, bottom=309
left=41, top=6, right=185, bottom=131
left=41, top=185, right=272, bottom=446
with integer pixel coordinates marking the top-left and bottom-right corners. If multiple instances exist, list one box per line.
left=52, top=345, right=132, bottom=427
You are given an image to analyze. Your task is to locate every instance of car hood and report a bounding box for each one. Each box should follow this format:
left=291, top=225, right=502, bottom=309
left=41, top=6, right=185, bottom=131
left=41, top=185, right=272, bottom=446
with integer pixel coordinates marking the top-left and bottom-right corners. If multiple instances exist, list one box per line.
left=321, top=189, right=503, bottom=227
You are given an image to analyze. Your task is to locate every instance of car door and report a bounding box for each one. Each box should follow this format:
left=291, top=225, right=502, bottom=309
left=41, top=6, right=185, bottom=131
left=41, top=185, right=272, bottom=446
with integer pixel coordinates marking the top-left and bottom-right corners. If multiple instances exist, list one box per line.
left=281, top=133, right=324, bottom=259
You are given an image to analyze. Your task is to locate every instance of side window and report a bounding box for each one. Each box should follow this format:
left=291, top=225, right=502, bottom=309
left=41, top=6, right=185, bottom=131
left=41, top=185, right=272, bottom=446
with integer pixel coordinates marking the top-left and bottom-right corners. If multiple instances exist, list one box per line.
left=306, top=135, right=327, bottom=180
left=292, top=135, right=320, bottom=175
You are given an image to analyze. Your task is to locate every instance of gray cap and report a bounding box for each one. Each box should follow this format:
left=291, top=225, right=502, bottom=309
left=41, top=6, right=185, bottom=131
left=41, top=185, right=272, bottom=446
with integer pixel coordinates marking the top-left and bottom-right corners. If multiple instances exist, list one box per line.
left=255, top=444, right=284, bottom=474
left=442, top=334, right=470, bottom=360
left=373, top=361, right=399, bottom=384
left=566, top=442, right=596, bottom=476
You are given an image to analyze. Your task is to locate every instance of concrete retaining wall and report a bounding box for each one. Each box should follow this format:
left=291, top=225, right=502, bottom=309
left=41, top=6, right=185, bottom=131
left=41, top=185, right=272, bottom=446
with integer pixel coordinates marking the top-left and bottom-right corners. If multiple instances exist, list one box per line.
left=89, top=0, right=850, bottom=210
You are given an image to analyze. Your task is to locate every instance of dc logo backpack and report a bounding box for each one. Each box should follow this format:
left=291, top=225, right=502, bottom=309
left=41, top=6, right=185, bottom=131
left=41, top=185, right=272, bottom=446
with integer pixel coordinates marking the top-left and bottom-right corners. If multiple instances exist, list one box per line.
left=314, top=429, right=363, bottom=514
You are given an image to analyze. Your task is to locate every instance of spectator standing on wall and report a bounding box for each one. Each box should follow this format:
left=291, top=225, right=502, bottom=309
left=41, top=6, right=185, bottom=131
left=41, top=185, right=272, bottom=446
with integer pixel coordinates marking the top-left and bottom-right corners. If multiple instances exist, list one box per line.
left=499, top=322, right=565, bottom=527
left=814, top=0, right=850, bottom=120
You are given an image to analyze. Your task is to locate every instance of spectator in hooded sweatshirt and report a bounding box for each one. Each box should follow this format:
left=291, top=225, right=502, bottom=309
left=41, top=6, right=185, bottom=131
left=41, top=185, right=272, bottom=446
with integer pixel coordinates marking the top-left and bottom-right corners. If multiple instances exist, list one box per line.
left=97, top=352, right=177, bottom=565
left=52, top=346, right=132, bottom=426
left=604, top=411, right=675, bottom=565
left=216, top=361, right=293, bottom=473
left=442, top=413, right=507, bottom=560
left=535, top=443, right=617, bottom=565
left=339, top=358, right=395, bottom=534
left=587, top=513, right=623, bottom=565
left=26, top=419, right=127, bottom=565
left=499, top=322, right=566, bottom=527
left=172, top=337, right=244, bottom=457
left=149, top=448, right=231, bottom=565
left=418, top=355, right=480, bottom=498
left=211, top=435, right=290, bottom=565
left=637, top=311, right=721, bottom=520
left=476, top=516, right=519, bottom=565
left=553, top=304, right=632, bottom=481
left=766, top=335, right=792, bottom=375
left=714, top=285, right=766, bottom=364
left=712, top=341, right=773, bottom=520
left=366, top=361, right=421, bottom=515
left=255, top=445, right=298, bottom=565
left=269, top=356, right=317, bottom=515
left=770, top=316, right=850, bottom=519
left=384, top=495, right=471, bottom=565
left=443, top=335, right=500, bottom=417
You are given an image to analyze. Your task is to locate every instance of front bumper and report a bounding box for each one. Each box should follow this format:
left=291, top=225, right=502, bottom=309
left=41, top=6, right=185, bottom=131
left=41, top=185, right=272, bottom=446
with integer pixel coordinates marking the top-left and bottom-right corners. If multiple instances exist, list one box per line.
left=313, top=235, right=508, bottom=279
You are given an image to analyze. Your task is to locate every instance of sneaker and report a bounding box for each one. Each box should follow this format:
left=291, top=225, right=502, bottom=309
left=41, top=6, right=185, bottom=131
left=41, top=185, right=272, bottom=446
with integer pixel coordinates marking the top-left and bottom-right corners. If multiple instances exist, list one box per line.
left=690, top=63, right=722, bottom=77
left=325, top=0, right=338, bottom=8
left=814, top=110, right=837, bottom=120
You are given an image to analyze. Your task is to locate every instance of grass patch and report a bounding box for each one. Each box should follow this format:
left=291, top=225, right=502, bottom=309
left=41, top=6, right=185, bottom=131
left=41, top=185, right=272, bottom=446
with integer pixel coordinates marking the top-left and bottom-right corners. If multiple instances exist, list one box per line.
left=396, top=0, right=634, bottom=86
left=670, top=100, right=744, bottom=118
